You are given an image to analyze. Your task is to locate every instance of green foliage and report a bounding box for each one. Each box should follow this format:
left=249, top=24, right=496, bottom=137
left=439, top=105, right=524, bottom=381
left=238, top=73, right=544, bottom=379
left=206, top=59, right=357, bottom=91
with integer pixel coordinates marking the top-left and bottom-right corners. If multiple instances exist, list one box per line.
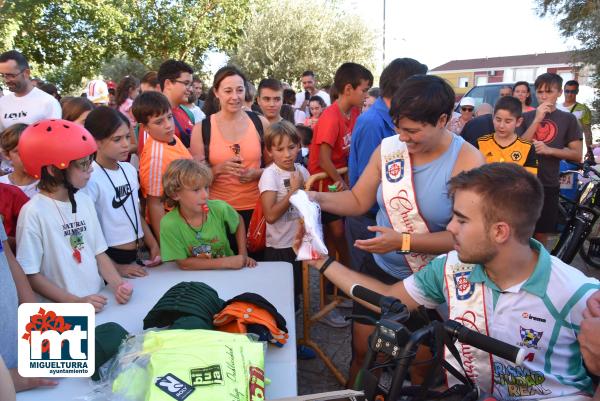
left=537, top=0, right=600, bottom=116
left=100, top=55, right=150, bottom=83
left=229, top=0, right=376, bottom=88
left=0, top=0, right=251, bottom=92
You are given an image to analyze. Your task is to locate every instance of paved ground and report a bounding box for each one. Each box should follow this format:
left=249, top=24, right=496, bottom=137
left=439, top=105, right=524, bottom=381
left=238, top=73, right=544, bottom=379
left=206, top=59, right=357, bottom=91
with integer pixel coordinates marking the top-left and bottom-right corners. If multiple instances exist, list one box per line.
left=295, top=249, right=600, bottom=397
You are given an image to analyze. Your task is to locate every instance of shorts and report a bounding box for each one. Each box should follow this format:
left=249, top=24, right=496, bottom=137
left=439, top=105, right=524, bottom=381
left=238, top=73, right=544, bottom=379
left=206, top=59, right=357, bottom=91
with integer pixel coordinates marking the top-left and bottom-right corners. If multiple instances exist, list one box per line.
left=345, top=213, right=377, bottom=270
left=105, top=247, right=138, bottom=264
left=535, top=186, right=559, bottom=234
left=321, top=210, right=342, bottom=225
left=352, top=254, right=440, bottom=327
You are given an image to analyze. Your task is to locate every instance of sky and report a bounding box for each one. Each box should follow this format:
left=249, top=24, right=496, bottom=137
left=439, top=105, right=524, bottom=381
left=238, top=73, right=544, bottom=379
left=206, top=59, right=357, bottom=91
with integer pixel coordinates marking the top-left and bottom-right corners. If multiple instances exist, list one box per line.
left=345, top=0, right=580, bottom=73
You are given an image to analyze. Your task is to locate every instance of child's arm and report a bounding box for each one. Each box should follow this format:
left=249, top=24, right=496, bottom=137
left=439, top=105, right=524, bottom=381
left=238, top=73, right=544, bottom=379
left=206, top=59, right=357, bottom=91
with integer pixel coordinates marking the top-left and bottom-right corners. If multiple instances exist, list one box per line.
left=233, top=214, right=256, bottom=266
left=521, top=103, right=553, bottom=141
left=533, top=139, right=582, bottom=163
left=261, top=171, right=303, bottom=224
left=176, top=254, right=252, bottom=270
left=140, top=217, right=161, bottom=266
left=96, top=252, right=132, bottom=305
left=3, top=238, right=37, bottom=304
left=147, top=195, right=165, bottom=240
left=319, top=143, right=347, bottom=190
left=27, top=273, right=108, bottom=312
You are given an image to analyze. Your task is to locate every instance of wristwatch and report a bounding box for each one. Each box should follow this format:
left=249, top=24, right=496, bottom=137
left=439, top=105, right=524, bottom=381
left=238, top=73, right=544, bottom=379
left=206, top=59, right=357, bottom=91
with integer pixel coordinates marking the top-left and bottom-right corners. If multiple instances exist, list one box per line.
left=398, top=233, right=411, bottom=254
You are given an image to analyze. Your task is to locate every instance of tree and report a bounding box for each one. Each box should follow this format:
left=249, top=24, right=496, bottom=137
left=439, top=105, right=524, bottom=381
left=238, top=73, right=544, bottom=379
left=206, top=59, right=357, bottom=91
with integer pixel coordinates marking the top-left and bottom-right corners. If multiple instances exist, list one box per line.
left=537, top=0, right=600, bottom=115
left=229, top=0, right=376, bottom=88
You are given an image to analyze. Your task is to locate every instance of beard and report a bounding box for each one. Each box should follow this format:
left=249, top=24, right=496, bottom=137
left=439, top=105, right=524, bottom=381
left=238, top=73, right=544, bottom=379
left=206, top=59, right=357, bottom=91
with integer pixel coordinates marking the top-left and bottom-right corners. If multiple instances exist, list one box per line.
left=456, top=237, right=498, bottom=265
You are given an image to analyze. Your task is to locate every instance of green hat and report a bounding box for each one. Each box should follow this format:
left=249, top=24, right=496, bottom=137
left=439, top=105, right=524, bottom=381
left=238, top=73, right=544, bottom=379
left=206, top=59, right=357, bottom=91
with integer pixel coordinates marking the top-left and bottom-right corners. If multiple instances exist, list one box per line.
left=143, top=281, right=224, bottom=330
left=170, top=315, right=212, bottom=330
left=93, top=322, right=128, bottom=381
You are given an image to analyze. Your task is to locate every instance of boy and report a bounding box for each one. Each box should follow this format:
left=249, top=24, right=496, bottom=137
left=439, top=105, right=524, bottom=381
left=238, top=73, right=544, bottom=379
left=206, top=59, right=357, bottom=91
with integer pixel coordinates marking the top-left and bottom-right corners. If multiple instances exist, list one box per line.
left=132, top=91, right=192, bottom=239
left=15, top=119, right=132, bottom=312
left=307, top=62, right=373, bottom=327
left=160, top=159, right=256, bottom=270
left=158, top=59, right=195, bottom=148
left=256, top=78, right=284, bottom=124
left=0, top=123, right=39, bottom=198
left=520, top=73, right=582, bottom=243
left=477, top=96, right=538, bottom=174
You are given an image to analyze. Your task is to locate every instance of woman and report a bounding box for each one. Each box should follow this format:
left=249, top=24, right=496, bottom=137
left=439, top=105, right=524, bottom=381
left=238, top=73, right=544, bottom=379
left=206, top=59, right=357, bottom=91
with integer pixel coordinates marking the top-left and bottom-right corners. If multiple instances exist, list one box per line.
left=189, top=66, right=269, bottom=237
left=60, top=97, right=94, bottom=126
left=116, top=75, right=141, bottom=127
left=303, top=95, right=326, bottom=128
left=310, top=75, right=484, bottom=385
left=512, top=81, right=536, bottom=112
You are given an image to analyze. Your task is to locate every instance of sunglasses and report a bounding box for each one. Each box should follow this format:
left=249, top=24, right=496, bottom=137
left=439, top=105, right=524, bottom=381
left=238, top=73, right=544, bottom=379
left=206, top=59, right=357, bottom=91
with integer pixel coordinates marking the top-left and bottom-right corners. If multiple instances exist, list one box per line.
left=564, top=89, right=579, bottom=94
left=461, top=107, right=474, bottom=112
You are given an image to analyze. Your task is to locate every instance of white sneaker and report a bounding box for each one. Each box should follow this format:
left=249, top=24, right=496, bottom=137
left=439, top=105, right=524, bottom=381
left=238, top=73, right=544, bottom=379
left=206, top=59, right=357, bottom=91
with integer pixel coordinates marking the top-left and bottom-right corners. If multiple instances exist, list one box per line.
left=319, top=308, right=350, bottom=328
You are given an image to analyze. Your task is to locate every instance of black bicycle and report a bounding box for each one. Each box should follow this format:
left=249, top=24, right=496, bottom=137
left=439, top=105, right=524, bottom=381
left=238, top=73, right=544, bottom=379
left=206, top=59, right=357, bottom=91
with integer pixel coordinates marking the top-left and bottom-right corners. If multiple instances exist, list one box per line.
left=552, top=162, right=600, bottom=268
left=350, top=285, right=524, bottom=401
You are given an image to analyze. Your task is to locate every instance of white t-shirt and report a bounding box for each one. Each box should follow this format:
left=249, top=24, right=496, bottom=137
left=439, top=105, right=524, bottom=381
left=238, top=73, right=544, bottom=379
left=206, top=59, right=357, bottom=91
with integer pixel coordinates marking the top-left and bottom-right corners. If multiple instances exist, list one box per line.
left=187, top=104, right=206, bottom=124
left=0, top=174, right=39, bottom=198
left=294, top=89, right=331, bottom=114
left=0, top=87, right=61, bottom=130
left=258, top=163, right=309, bottom=249
left=81, top=161, right=143, bottom=247
left=16, top=192, right=107, bottom=299
left=294, top=109, right=306, bottom=125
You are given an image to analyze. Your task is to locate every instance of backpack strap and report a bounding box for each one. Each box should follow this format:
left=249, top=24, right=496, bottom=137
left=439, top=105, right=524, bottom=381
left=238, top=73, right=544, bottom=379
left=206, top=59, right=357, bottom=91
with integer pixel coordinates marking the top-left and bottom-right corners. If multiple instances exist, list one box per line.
left=202, top=111, right=266, bottom=167
left=570, top=102, right=578, bottom=114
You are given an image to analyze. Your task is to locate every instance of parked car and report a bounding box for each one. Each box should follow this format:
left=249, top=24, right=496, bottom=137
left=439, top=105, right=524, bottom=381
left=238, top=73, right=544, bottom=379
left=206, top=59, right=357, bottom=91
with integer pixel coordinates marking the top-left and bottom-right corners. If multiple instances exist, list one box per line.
left=455, top=82, right=538, bottom=112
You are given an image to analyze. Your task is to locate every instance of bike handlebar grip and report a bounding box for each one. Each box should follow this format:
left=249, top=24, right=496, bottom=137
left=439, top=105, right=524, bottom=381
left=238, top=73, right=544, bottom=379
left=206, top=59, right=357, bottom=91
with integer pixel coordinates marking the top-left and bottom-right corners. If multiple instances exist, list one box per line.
left=350, top=284, right=383, bottom=307
left=448, top=320, right=524, bottom=365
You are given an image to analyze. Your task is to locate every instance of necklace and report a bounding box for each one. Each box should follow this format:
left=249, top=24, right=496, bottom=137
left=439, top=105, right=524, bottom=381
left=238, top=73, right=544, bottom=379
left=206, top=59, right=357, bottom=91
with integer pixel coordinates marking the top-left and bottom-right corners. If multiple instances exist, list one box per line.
left=179, top=208, right=206, bottom=241
left=52, top=199, right=83, bottom=264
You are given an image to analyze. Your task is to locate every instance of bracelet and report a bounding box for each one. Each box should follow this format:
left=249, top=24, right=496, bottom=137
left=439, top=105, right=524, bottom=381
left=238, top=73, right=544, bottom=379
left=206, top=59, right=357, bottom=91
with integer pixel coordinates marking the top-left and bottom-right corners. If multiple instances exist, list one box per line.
left=398, top=232, right=411, bottom=254
left=319, top=256, right=335, bottom=275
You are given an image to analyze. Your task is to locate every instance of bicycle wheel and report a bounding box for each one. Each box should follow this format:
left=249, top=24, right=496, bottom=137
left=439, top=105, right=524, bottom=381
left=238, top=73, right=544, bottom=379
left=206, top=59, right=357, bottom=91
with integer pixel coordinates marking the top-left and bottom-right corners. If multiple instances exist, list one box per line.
left=579, top=218, right=600, bottom=268
left=553, top=219, right=589, bottom=263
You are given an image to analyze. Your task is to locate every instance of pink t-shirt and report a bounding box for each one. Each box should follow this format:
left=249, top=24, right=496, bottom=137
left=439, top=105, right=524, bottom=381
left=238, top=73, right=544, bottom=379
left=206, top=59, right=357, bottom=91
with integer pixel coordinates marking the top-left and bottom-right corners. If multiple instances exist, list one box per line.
left=118, top=98, right=136, bottom=127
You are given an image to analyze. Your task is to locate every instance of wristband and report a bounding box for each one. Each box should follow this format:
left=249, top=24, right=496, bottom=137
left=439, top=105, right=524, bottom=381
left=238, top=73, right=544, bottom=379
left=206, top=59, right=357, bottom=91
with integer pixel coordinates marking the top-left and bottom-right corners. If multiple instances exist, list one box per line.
left=319, top=256, right=335, bottom=275
left=398, top=233, right=411, bottom=254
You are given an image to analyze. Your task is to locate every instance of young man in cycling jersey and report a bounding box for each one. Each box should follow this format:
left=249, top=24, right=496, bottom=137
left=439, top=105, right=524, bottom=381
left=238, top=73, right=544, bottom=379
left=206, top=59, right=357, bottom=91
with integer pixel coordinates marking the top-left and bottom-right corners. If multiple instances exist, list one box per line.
left=304, top=163, right=599, bottom=399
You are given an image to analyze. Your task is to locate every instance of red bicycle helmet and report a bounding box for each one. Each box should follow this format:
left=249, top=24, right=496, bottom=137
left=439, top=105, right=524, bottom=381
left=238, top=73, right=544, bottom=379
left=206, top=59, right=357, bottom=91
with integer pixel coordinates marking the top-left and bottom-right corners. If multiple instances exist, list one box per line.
left=19, top=119, right=97, bottom=179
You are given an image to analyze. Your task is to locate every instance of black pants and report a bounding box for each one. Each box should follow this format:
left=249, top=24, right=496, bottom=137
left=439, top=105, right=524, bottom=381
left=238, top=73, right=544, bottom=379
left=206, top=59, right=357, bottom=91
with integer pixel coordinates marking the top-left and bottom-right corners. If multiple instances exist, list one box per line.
left=264, top=247, right=302, bottom=309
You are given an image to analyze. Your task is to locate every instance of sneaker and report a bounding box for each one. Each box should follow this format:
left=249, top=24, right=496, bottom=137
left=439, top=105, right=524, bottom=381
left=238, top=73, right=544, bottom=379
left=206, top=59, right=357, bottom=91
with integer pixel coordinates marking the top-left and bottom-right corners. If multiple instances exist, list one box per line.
left=319, top=308, right=351, bottom=328
left=297, top=345, right=316, bottom=360
left=337, top=298, right=353, bottom=309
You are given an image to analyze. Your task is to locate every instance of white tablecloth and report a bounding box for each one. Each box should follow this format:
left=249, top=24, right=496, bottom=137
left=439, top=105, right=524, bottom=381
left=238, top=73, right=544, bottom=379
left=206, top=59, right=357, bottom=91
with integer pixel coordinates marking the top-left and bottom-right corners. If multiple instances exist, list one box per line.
left=17, top=262, right=297, bottom=400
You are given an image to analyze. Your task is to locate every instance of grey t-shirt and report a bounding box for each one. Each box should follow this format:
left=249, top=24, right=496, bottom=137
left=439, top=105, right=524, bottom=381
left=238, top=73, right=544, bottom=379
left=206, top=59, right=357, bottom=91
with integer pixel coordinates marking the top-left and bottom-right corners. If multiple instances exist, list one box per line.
left=0, top=223, right=18, bottom=369
left=521, top=109, right=582, bottom=187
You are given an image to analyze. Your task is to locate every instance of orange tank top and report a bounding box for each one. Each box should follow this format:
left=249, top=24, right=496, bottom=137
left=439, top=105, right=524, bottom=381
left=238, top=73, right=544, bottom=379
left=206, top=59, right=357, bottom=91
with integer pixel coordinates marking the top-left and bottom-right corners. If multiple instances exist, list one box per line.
left=208, top=114, right=261, bottom=210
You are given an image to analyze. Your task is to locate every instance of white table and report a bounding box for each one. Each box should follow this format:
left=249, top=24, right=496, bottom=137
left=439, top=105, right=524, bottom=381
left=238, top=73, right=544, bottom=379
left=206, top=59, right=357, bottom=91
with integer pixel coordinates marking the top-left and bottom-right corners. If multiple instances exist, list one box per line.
left=17, top=262, right=297, bottom=400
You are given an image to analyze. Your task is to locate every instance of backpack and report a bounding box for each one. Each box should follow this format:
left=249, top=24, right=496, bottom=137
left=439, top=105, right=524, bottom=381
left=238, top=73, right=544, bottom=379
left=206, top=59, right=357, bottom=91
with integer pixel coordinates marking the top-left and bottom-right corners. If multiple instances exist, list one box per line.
left=201, top=111, right=265, bottom=167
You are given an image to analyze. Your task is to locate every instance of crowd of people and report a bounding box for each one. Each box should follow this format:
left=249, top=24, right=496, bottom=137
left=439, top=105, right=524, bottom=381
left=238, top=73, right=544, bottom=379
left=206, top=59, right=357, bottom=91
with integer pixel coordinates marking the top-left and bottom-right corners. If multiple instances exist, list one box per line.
left=1, top=47, right=600, bottom=400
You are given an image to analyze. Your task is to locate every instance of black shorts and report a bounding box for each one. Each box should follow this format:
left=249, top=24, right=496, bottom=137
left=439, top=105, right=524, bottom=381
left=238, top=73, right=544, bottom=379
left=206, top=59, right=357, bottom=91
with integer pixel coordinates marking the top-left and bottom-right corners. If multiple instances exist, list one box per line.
left=535, top=186, right=559, bottom=234
left=321, top=210, right=342, bottom=225
left=352, top=254, right=440, bottom=327
left=105, top=247, right=138, bottom=264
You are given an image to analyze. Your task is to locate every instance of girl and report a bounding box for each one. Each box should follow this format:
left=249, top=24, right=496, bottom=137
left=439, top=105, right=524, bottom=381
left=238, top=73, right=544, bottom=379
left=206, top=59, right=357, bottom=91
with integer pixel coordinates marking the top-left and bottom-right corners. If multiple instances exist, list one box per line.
left=83, top=106, right=161, bottom=278
left=116, top=75, right=141, bottom=127
left=303, top=95, right=326, bottom=128
left=61, top=96, right=94, bottom=125
left=160, top=159, right=256, bottom=270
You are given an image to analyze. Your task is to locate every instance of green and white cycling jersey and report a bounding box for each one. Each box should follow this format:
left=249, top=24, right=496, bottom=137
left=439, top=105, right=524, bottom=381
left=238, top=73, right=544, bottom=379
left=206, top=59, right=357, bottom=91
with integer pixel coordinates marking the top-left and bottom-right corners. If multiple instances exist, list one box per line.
left=404, top=240, right=600, bottom=400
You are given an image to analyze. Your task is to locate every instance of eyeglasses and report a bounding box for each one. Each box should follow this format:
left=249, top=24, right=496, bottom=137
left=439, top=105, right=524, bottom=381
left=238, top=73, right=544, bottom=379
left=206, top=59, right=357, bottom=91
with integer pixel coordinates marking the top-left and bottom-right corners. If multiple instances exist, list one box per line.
left=564, top=89, right=579, bottom=94
left=461, top=107, right=474, bottom=112
left=173, top=79, right=193, bottom=88
left=72, top=156, right=93, bottom=171
left=0, top=69, right=25, bottom=80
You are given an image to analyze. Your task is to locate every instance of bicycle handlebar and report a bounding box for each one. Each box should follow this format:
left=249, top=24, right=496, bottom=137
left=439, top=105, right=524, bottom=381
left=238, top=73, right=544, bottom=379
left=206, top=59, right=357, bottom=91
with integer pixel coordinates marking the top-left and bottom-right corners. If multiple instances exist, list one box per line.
left=350, top=284, right=525, bottom=365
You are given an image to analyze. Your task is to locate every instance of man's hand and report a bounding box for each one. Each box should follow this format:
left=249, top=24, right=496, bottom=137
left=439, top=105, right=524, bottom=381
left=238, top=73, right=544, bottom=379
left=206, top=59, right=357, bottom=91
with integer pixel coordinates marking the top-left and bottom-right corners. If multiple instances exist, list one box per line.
left=579, top=317, right=600, bottom=376
left=354, top=226, right=402, bottom=254
left=79, top=294, right=108, bottom=312
left=9, top=369, right=58, bottom=393
left=583, top=290, right=600, bottom=319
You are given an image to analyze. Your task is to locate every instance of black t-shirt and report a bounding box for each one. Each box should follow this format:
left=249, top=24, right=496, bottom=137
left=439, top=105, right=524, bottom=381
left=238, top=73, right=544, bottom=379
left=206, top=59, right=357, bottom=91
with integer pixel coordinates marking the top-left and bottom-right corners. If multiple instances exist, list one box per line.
left=461, top=114, right=494, bottom=147
left=520, top=109, right=582, bottom=187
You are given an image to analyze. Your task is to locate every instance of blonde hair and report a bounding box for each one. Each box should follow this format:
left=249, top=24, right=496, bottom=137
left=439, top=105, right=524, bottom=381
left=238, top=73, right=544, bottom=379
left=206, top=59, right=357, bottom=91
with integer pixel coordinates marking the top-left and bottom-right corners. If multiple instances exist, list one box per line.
left=0, top=123, right=27, bottom=155
left=162, top=159, right=213, bottom=208
left=264, top=120, right=300, bottom=149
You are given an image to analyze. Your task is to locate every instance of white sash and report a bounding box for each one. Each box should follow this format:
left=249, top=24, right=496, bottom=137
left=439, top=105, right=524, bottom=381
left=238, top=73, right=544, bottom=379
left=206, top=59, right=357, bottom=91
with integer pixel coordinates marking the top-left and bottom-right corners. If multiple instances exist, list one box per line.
left=380, top=136, right=435, bottom=273
left=443, top=251, right=494, bottom=394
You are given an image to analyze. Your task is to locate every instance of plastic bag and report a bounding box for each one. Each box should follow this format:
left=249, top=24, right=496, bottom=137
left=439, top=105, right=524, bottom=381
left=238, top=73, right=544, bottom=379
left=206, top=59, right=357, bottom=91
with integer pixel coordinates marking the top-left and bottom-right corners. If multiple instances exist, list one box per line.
left=289, top=190, right=328, bottom=260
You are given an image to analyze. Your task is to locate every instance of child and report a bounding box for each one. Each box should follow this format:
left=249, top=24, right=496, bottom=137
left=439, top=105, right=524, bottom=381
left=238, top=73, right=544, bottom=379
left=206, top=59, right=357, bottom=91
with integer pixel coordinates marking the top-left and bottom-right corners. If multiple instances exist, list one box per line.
left=306, top=62, right=372, bottom=327
left=15, top=119, right=132, bottom=312
left=0, top=182, right=28, bottom=252
left=132, top=91, right=192, bottom=239
left=82, top=106, right=161, bottom=278
left=303, top=95, right=326, bottom=128
left=520, top=73, right=583, bottom=243
left=476, top=96, right=538, bottom=174
left=160, top=159, right=257, bottom=270
left=0, top=124, right=39, bottom=198
left=295, top=124, right=313, bottom=167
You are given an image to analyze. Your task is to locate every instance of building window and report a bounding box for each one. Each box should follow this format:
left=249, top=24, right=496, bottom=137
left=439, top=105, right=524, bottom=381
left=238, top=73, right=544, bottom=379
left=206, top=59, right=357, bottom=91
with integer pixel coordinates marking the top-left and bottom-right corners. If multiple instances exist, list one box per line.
left=476, top=76, right=488, bottom=86
left=458, top=77, right=469, bottom=88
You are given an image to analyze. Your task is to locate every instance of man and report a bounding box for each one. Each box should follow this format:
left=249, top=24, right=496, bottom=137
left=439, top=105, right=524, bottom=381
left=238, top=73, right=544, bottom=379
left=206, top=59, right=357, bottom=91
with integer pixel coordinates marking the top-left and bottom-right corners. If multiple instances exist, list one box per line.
left=256, top=78, right=284, bottom=124
left=140, top=71, right=161, bottom=93
left=499, top=85, right=513, bottom=98
left=294, top=70, right=331, bottom=114
left=558, top=80, right=593, bottom=160
left=0, top=50, right=61, bottom=130
left=304, top=163, right=599, bottom=399
left=192, top=76, right=205, bottom=109
left=158, top=59, right=195, bottom=148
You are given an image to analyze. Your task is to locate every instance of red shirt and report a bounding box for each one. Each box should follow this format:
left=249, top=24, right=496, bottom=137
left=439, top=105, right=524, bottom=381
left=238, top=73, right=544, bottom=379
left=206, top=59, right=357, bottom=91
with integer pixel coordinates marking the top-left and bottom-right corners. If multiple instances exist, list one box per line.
left=0, top=183, right=29, bottom=237
left=172, top=106, right=194, bottom=148
left=308, top=102, right=360, bottom=190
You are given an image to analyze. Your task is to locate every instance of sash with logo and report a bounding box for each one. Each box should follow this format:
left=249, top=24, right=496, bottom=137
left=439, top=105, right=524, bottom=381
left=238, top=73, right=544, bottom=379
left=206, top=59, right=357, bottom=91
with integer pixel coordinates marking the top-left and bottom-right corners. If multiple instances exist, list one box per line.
left=380, top=136, right=435, bottom=273
left=443, top=251, right=494, bottom=394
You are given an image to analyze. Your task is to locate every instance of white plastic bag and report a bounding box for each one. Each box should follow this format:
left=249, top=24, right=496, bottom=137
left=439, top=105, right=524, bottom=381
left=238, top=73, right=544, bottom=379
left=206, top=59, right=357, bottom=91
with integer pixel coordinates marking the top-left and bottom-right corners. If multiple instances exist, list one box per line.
left=289, top=190, right=328, bottom=260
